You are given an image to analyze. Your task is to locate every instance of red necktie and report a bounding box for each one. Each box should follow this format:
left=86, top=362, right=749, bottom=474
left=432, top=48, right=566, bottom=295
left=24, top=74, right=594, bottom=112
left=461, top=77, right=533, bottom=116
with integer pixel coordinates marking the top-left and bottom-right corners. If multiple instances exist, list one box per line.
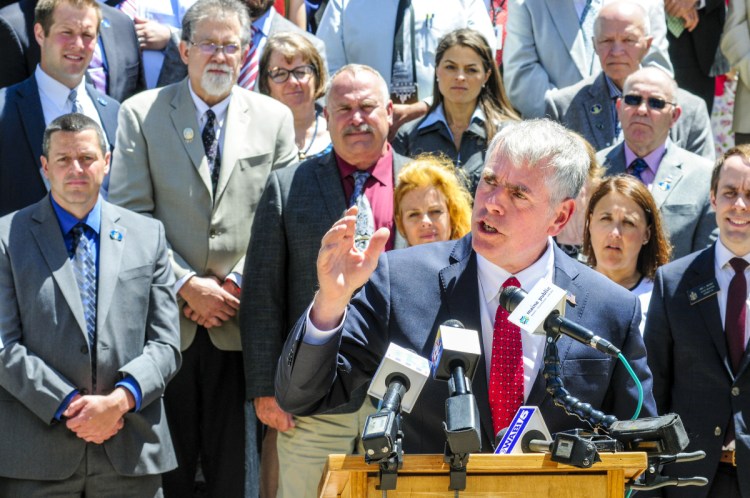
left=238, top=26, right=260, bottom=90
left=727, top=257, right=749, bottom=373
left=489, top=276, right=524, bottom=436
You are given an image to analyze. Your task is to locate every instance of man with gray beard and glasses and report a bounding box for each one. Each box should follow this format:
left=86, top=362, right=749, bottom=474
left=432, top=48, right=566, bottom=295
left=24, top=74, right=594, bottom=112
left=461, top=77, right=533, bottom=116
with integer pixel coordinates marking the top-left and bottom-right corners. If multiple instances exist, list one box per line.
left=108, top=0, right=297, bottom=495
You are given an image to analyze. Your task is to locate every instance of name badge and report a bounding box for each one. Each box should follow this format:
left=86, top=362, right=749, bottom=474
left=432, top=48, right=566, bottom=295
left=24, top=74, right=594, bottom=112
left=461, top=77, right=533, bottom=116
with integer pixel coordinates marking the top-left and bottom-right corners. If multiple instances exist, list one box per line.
left=687, top=279, right=719, bottom=305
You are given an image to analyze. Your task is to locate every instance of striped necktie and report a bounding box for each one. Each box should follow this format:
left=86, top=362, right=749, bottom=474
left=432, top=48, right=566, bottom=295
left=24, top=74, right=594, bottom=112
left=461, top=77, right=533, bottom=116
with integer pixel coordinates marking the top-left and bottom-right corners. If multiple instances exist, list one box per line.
left=71, top=223, right=98, bottom=385
left=238, top=26, right=261, bottom=90
left=68, top=89, right=82, bottom=113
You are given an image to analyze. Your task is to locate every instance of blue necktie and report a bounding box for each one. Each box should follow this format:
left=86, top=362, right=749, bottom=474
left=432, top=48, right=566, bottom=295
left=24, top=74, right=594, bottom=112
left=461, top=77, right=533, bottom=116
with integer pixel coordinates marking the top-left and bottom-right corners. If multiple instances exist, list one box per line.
left=68, top=89, right=82, bottom=114
left=349, top=171, right=374, bottom=251
left=630, top=158, right=648, bottom=182
left=71, top=223, right=97, bottom=381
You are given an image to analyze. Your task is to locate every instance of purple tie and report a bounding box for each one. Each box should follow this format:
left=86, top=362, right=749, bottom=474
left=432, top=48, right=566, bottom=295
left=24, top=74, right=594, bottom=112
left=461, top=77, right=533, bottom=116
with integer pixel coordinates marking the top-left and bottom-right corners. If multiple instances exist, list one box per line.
left=727, top=257, right=749, bottom=372
left=87, top=39, right=107, bottom=94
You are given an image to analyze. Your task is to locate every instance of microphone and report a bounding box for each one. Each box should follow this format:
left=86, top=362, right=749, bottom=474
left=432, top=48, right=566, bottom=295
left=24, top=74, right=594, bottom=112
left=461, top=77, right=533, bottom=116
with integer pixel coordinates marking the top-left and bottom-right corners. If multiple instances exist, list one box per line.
left=500, top=286, right=621, bottom=357
left=493, top=406, right=552, bottom=455
left=362, top=343, right=430, bottom=463
left=431, top=320, right=482, bottom=461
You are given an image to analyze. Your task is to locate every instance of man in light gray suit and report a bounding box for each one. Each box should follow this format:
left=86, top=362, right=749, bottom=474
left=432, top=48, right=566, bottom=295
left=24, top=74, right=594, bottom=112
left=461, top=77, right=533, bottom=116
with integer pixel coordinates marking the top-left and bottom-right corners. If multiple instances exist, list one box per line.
left=545, top=1, right=715, bottom=160
left=0, top=113, right=181, bottom=496
left=108, top=0, right=297, bottom=495
left=240, top=64, right=407, bottom=498
left=503, top=0, right=672, bottom=118
left=598, top=67, right=716, bottom=260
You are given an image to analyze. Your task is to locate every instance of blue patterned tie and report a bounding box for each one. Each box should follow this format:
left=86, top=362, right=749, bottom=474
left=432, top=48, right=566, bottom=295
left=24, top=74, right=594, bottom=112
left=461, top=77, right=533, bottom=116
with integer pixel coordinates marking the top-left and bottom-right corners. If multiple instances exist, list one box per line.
left=630, top=158, right=648, bottom=183
left=68, top=89, right=82, bottom=113
left=71, top=223, right=97, bottom=380
left=349, top=171, right=375, bottom=251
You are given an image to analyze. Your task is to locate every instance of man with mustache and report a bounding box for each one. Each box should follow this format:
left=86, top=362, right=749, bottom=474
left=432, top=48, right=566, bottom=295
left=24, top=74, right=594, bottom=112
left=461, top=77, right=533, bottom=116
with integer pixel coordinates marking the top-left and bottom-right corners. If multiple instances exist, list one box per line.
left=108, top=0, right=297, bottom=495
left=597, top=66, right=716, bottom=260
left=241, top=64, right=408, bottom=498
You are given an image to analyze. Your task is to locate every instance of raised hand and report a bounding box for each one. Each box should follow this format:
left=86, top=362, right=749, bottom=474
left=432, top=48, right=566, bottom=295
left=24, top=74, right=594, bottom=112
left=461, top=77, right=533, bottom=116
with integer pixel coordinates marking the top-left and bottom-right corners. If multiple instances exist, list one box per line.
left=310, top=206, right=389, bottom=330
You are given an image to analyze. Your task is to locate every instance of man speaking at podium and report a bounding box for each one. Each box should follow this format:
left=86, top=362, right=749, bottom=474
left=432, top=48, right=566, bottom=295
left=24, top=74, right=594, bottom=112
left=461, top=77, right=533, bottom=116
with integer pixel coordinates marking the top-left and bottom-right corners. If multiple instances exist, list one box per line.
left=276, top=119, right=656, bottom=453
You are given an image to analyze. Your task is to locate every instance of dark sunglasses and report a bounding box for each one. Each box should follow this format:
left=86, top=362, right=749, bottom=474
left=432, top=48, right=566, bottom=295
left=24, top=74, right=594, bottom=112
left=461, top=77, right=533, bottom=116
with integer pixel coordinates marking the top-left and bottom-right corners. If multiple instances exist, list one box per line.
left=268, top=65, right=316, bottom=84
left=622, top=94, right=676, bottom=110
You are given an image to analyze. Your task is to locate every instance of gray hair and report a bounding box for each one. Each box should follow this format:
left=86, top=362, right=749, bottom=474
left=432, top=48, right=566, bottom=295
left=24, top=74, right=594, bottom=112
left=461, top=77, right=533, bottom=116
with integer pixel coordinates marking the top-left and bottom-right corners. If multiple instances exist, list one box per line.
left=595, top=0, right=651, bottom=38
left=485, top=119, right=588, bottom=206
left=182, top=0, right=251, bottom=48
left=42, top=113, right=107, bottom=158
left=325, top=64, right=391, bottom=105
left=623, top=66, right=679, bottom=104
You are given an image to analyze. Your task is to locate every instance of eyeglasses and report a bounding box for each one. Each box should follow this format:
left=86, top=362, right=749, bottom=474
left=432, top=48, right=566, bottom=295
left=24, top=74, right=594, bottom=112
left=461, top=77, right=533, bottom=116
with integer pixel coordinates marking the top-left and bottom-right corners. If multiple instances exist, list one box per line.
left=622, top=94, right=676, bottom=110
left=268, top=65, right=316, bottom=84
left=190, top=41, right=241, bottom=56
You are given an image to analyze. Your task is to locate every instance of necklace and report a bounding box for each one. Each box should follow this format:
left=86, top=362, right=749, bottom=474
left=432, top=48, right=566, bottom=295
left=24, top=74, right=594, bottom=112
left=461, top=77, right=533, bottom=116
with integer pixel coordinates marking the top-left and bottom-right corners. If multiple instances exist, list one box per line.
left=298, top=108, right=320, bottom=160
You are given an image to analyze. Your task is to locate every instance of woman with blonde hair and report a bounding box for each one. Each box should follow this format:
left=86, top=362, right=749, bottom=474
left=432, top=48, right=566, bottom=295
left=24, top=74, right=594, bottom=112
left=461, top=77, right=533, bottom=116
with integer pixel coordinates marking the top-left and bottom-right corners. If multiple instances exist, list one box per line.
left=394, top=154, right=473, bottom=246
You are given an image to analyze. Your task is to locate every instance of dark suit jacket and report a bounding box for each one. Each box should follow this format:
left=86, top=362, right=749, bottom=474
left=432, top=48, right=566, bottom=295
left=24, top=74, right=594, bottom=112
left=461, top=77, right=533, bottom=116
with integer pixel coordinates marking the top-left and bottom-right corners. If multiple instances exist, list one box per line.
left=645, top=245, right=750, bottom=497
left=668, top=0, right=726, bottom=107
left=0, top=0, right=145, bottom=102
left=240, top=150, right=408, bottom=408
left=597, top=140, right=717, bottom=260
left=0, top=75, right=119, bottom=217
left=545, top=72, right=715, bottom=160
left=0, top=197, right=181, bottom=479
left=276, top=236, right=657, bottom=453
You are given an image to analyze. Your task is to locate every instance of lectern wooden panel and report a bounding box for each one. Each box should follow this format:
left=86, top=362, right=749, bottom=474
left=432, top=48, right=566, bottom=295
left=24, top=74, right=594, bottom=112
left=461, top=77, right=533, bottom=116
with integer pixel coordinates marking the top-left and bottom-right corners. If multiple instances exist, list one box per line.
left=319, top=453, right=647, bottom=498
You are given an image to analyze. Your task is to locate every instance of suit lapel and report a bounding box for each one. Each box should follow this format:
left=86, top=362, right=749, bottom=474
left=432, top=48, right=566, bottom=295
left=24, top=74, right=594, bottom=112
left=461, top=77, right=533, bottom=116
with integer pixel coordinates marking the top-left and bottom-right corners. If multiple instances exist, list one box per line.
left=527, top=247, right=583, bottom=406
left=170, top=80, right=212, bottom=194
left=96, top=203, right=125, bottom=334
left=17, top=78, right=47, bottom=175
left=603, top=144, right=628, bottom=175
left=438, top=236, right=494, bottom=445
left=97, top=18, right=117, bottom=94
left=215, top=87, right=248, bottom=202
left=86, top=84, right=117, bottom=150
left=545, top=0, right=589, bottom=79
left=584, top=75, right=616, bottom=149
left=29, top=198, right=88, bottom=338
left=688, top=247, right=735, bottom=377
left=314, top=152, right=348, bottom=221
left=650, top=144, right=684, bottom=209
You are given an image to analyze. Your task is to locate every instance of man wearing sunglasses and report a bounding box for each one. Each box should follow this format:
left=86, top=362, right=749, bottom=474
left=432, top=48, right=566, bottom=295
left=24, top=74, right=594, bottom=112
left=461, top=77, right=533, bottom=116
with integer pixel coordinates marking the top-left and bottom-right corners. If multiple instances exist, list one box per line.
left=545, top=1, right=714, bottom=161
left=108, top=0, right=298, bottom=496
left=597, top=66, right=716, bottom=260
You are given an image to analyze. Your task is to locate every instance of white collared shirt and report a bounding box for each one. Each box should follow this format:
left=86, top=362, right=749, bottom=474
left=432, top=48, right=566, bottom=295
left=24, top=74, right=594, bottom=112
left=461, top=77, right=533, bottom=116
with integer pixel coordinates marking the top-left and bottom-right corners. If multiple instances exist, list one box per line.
left=476, top=238, right=555, bottom=399
left=187, top=81, right=231, bottom=174
left=35, top=66, right=105, bottom=131
left=714, top=239, right=750, bottom=342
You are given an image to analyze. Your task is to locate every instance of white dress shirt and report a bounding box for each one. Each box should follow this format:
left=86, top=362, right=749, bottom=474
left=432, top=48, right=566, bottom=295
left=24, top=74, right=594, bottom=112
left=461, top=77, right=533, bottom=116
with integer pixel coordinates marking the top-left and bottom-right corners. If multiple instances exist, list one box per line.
left=476, top=238, right=555, bottom=400
left=714, top=239, right=750, bottom=344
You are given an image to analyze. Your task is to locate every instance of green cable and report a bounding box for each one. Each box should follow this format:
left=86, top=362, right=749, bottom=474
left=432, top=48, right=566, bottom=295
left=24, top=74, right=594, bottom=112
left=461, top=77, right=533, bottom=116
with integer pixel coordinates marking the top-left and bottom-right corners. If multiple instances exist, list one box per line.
left=618, top=352, right=643, bottom=420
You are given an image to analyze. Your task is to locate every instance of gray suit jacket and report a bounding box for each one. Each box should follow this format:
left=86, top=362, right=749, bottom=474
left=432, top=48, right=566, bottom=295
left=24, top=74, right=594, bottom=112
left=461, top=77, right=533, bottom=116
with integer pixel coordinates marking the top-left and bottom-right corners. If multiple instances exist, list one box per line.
left=597, top=141, right=716, bottom=260
left=109, top=79, right=298, bottom=352
left=503, top=0, right=672, bottom=118
left=240, top=150, right=408, bottom=403
left=0, top=197, right=181, bottom=479
left=645, top=246, right=750, bottom=497
left=545, top=72, right=715, bottom=160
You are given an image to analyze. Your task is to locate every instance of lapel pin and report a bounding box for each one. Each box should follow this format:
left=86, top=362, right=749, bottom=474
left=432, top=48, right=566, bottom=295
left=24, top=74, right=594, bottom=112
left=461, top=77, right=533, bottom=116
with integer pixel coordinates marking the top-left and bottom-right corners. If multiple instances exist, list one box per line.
left=109, top=229, right=123, bottom=242
left=101, top=19, right=110, bottom=28
left=97, top=97, right=107, bottom=106
left=566, top=292, right=577, bottom=306
left=183, top=128, right=194, bottom=142
left=590, top=104, right=602, bottom=115
left=657, top=181, right=671, bottom=191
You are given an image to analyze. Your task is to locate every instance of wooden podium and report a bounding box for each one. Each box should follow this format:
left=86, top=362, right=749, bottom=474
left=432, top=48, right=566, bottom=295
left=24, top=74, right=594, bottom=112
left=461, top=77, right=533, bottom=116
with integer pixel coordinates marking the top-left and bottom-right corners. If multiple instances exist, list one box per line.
left=318, top=453, right=647, bottom=498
